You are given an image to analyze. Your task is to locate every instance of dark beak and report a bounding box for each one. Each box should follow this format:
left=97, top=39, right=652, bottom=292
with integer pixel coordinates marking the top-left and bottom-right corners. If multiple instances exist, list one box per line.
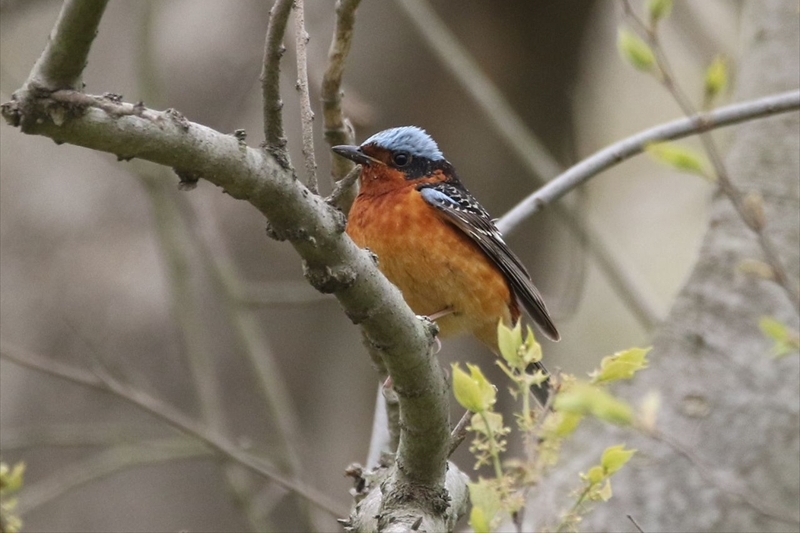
left=332, top=145, right=379, bottom=166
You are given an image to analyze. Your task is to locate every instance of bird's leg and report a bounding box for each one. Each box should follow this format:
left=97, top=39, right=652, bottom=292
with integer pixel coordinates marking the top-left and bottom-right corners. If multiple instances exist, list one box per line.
left=424, top=307, right=453, bottom=354
left=427, top=307, right=454, bottom=321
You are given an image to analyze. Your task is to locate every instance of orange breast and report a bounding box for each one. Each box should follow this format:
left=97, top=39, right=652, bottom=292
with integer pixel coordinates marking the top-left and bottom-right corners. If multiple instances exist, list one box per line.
left=347, top=185, right=515, bottom=350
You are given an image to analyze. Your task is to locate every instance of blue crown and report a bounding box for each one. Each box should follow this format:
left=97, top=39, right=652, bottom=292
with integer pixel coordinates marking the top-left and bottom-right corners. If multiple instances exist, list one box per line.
left=362, top=126, right=444, bottom=161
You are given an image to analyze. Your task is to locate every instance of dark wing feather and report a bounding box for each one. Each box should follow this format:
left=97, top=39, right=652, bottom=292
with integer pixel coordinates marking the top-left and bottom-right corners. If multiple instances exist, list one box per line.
left=418, top=182, right=560, bottom=342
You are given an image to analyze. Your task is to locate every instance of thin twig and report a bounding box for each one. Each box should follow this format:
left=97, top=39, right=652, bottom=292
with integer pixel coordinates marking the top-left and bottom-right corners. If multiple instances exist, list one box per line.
left=447, top=410, right=473, bottom=457
left=326, top=164, right=360, bottom=212
left=498, top=90, right=800, bottom=233
left=646, top=427, right=800, bottom=525
left=140, top=175, right=226, bottom=433
left=16, top=439, right=209, bottom=515
left=620, top=1, right=800, bottom=311
left=395, top=0, right=663, bottom=330
left=0, top=342, right=346, bottom=518
left=293, top=0, right=318, bottom=193
left=260, top=0, right=294, bottom=166
left=24, top=0, right=109, bottom=91
left=322, top=0, right=361, bottom=183
left=627, top=514, right=645, bottom=533
left=189, top=199, right=307, bottom=479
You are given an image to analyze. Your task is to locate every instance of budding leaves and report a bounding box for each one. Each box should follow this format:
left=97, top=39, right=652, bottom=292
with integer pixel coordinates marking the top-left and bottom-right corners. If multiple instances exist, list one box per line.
left=645, top=141, right=712, bottom=180
left=452, top=363, right=496, bottom=413
left=617, top=28, right=656, bottom=72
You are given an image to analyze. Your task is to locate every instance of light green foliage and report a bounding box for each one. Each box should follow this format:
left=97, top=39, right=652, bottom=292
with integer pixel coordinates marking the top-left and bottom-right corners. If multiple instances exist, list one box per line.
left=454, top=323, right=651, bottom=531
left=452, top=362, right=497, bottom=413
left=617, top=28, right=656, bottom=72
left=555, top=382, right=634, bottom=426
left=0, top=461, right=25, bottom=533
left=759, top=316, right=800, bottom=358
left=468, top=478, right=502, bottom=533
left=590, top=347, right=650, bottom=383
left=557, top=445, right=637, bottom=532
left=647, top=0, right=672, bottom=25
left=645, top=141, right=712, bottom=179
left=468, top=411, right=509, bottom=472
left=704, top=54, right=728, bottom=106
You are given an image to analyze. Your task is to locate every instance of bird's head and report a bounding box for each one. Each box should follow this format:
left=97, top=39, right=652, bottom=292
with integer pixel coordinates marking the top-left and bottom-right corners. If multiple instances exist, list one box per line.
left=333, top=126, right=453, bottom=195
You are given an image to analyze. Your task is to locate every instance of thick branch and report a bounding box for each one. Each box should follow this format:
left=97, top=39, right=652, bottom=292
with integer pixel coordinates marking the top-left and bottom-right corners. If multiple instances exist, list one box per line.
left=1, top=87, right=458, bottom=522
left=25, top=0, right=108, bottom=92
left=498, top=90, right=800, bottom=234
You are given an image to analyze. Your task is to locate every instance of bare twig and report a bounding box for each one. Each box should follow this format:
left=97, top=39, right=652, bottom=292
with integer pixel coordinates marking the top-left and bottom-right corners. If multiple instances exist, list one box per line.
left=0, top=423, right=163, bottom=451
left=620, top=1, right=800, bottom=311
left=0, top=342, right=346, bottom=517
left=646, top=427, right=800, bottom=525
left=16, top=438, right=209, bottom=516
left=23, top=0, right=109, bottom=92
left=447, top=410, right=472, bottom=457
left=261, top=0, right=294, bottom=165
left=627, top=514, right=645, bottom=533
left=140, top=175, right=226, bottom=432
left=498, top=90, right=800, bottom=232
left=189, top=199, right=307, bottom=479
left=294, top=0, right=318, bottom=193
left=326, top=164, right=360, bottom=212
left=322, top=0, right=361, bottom=183
left=395, top=0, right=663, bottom=330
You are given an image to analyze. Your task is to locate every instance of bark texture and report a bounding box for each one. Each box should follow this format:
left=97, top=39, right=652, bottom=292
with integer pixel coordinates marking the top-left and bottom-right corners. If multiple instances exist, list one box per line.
left=530, top=1, right=800, bottom=531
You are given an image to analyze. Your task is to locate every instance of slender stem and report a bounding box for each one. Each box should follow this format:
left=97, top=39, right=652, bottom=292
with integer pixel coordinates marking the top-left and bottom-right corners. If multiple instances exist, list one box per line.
left=478, top=411, right=504, bottom=480
left=16, top=439, right=209, bottom=515
left=621, top=3, right=800, bottom=310
left=322, top=0, right=361, bottom=182
left=0, top=343, right=346, bottom=518
left=25, top=0, right=109, bottom=91
left=260, top=0, right=294, bottom=165
left=498, top=90, right=800, bottom=233
left=294, top=0, right=318, bottom=193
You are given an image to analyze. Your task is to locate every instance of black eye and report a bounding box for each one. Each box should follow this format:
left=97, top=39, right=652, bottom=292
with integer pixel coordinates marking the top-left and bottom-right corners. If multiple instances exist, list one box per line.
left=392, top=151, right=411, bottom=167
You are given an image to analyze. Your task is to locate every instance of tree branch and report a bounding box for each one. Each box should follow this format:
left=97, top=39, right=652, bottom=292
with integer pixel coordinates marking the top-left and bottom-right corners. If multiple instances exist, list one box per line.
left=498, top=90, right=800, bottom=233
left=294, top=0, right=318, bottom=193
left=0, top=342, right=345, bottom=518
left=322, top=0, right=362, bottom=211
left=24, top=0, right=108, bottom=92
left=260, top=0, right=294, bottom=165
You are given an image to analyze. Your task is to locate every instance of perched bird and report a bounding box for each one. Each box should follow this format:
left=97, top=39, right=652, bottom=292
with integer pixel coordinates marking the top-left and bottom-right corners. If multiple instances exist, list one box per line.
left=333, top=126, right=559, bottom=403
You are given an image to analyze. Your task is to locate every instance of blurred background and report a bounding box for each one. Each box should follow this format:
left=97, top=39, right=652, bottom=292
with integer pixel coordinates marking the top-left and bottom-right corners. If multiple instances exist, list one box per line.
left=1, top=1, right=738, bottom=531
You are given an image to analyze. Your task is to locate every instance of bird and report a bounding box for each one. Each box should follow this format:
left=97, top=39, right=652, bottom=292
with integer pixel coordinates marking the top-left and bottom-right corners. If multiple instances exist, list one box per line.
left=332, top=126, right=559, bottom=404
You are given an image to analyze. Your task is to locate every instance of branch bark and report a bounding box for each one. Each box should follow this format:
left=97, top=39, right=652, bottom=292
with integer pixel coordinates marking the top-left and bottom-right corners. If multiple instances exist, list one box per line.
left=2, top=0, right=466, bottom=528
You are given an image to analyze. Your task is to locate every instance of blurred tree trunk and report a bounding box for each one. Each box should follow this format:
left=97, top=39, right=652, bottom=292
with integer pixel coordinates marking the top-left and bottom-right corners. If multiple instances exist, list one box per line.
left=531, top=1, right=800, bottom=531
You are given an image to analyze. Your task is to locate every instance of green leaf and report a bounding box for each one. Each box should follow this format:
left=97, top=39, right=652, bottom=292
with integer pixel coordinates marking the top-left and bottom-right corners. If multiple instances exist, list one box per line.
left=468, top=479, right=501, bottom=533
left=452, top=363, right=496, bottom=413
left=596, top=479, right=613, bottom=501
left=601, top=444, right=636, bottom=475
left=648, top=0, right=673, bottom=23
left=617, top=28, right=656, bottom=71
left=590, top=347, right=651, bottom=383
left=497, top=320, right=524, bottom=368
left=470, top=411, right=505, bottom=437
left=554, top=383, right=634, bottom=425
left=522, top=325, right=543, bottom=365
left=551, top=411, right=584, bottom=437
left=584, top=465, right=605, bottom=485
left=704, top=54, right=728, bottom=103
left=645, top=141, right=711, bottom=178
left=759, top=316, right=800, bottom=358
